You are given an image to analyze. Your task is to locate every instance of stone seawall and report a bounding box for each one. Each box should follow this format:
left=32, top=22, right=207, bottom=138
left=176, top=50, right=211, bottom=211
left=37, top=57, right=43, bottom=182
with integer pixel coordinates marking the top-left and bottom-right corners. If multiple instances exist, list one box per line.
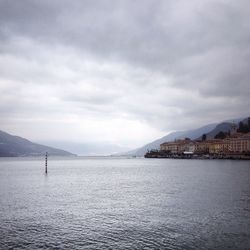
left=144, top=151, right=250, bottom=160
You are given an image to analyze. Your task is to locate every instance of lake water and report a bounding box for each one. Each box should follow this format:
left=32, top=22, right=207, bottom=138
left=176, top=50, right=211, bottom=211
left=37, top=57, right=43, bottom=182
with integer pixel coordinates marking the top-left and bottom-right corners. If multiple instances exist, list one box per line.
left=0, top=157, right=249, bottom=249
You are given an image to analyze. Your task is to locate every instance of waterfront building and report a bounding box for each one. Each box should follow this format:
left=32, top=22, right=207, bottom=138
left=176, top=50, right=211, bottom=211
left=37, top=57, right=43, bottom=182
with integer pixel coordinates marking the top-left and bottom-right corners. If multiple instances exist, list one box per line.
left=160, top=141, right=179, bottom=153
left=160, top=138, right=193, bottom=154
left=208, top=139, right=230, bottom=154
left=228, top=133, right=250, bottom=153
left=194, top=140, right=210, bottom=154
left=160, top=133, right=250, bottom=156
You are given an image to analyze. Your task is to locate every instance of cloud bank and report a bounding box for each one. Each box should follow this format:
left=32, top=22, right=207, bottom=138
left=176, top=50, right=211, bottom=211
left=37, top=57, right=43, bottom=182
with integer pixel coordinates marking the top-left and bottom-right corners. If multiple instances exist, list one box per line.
left=0, top=0, right=249, bottom=149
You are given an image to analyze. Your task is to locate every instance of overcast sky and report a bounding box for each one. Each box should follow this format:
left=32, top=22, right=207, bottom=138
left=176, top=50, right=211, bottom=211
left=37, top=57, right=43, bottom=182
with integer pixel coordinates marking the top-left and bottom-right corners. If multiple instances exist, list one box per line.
left=0, top=0, right=250, bottom=149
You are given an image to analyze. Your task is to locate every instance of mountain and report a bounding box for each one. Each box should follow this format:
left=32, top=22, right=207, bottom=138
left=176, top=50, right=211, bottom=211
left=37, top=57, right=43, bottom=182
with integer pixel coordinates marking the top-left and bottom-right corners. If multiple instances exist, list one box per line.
left=197, top=117, right=249, bottom=140
left=0, top=130, right=75, bottom=157
left=124, top=123, right=217, bottom=156
left=124, top=116, right=249, bottom=157
left=197, top=122, right=233, bottom=140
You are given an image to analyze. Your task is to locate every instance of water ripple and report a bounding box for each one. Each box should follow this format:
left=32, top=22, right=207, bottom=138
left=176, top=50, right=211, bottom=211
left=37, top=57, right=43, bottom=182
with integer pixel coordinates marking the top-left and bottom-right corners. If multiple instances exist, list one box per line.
left=0, top=158, right=250, bottom=249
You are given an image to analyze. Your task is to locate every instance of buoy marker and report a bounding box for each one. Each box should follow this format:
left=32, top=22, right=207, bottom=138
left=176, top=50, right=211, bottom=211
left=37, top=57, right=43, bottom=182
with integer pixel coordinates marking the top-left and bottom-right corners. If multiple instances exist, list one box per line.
left=45, top=152, right=48, bottom=174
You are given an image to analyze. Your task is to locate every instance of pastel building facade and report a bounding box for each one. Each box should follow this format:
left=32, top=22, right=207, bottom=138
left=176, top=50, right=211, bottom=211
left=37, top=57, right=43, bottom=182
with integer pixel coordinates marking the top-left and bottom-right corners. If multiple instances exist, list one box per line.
left=160, top=139, right=195, bottom=154
left=160, top=133, right=250, bottom=155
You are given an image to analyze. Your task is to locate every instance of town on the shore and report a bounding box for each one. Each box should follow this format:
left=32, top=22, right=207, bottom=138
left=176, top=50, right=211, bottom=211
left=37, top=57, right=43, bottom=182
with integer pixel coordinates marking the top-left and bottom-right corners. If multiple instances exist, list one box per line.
left=145, top=119, right=250, bottom=160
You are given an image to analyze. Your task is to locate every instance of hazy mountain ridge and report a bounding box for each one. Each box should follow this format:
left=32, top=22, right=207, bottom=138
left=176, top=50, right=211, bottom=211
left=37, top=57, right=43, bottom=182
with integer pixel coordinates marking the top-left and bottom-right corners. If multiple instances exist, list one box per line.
left=39, top=141, right=131, bottom=156
left=0, top=130, right=75, bottom=157
left=1, top=117, right=247, bottom=157
left=197, top=122, right=233, bottom=140
left=123, top=117, right=247, bottom=156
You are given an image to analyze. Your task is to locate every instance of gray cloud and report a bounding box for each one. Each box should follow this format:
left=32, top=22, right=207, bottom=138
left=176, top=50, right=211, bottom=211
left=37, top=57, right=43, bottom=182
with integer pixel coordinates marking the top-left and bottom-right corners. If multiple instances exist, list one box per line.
left=0, top=0, right=249, bottom=147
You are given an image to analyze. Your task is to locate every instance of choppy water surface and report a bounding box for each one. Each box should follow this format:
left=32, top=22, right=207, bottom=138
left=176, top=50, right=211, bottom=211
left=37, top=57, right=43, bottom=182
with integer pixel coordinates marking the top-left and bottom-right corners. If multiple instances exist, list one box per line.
left=0, top=157, right=249, bottom=249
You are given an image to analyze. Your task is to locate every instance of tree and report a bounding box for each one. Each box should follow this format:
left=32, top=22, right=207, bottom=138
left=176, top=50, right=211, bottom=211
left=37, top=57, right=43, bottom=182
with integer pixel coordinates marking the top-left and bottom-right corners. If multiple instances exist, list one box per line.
left=215, top=131, right=227, bottom=139
left=237, top=121, right=249, bottom=133
left=202, top=134, right=207, bottom=141
left=238, top=121, right=244, bottom=133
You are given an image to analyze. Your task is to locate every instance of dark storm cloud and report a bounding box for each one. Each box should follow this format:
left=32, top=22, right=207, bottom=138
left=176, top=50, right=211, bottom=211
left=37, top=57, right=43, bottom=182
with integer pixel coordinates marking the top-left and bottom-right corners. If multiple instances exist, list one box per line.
left=1, top=0, right=249, bottom=92
left=0, top=0, right=249, bottom=144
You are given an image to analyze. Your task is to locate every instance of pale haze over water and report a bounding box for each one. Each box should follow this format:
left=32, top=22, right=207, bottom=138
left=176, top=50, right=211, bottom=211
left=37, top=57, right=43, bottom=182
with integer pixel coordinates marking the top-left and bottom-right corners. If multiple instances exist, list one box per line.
left=0, top=157, right=249, bottom=249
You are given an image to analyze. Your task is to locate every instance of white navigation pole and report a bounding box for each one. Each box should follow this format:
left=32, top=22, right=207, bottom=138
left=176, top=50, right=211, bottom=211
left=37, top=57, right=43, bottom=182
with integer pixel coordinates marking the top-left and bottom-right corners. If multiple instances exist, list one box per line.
left=45, top=152, right=48, bottom=174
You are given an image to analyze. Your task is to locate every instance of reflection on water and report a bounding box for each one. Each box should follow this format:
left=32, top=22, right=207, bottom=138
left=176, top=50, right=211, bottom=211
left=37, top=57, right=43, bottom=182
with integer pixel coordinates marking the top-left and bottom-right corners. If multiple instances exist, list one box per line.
left=0, top=157, right=250, bottom=249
